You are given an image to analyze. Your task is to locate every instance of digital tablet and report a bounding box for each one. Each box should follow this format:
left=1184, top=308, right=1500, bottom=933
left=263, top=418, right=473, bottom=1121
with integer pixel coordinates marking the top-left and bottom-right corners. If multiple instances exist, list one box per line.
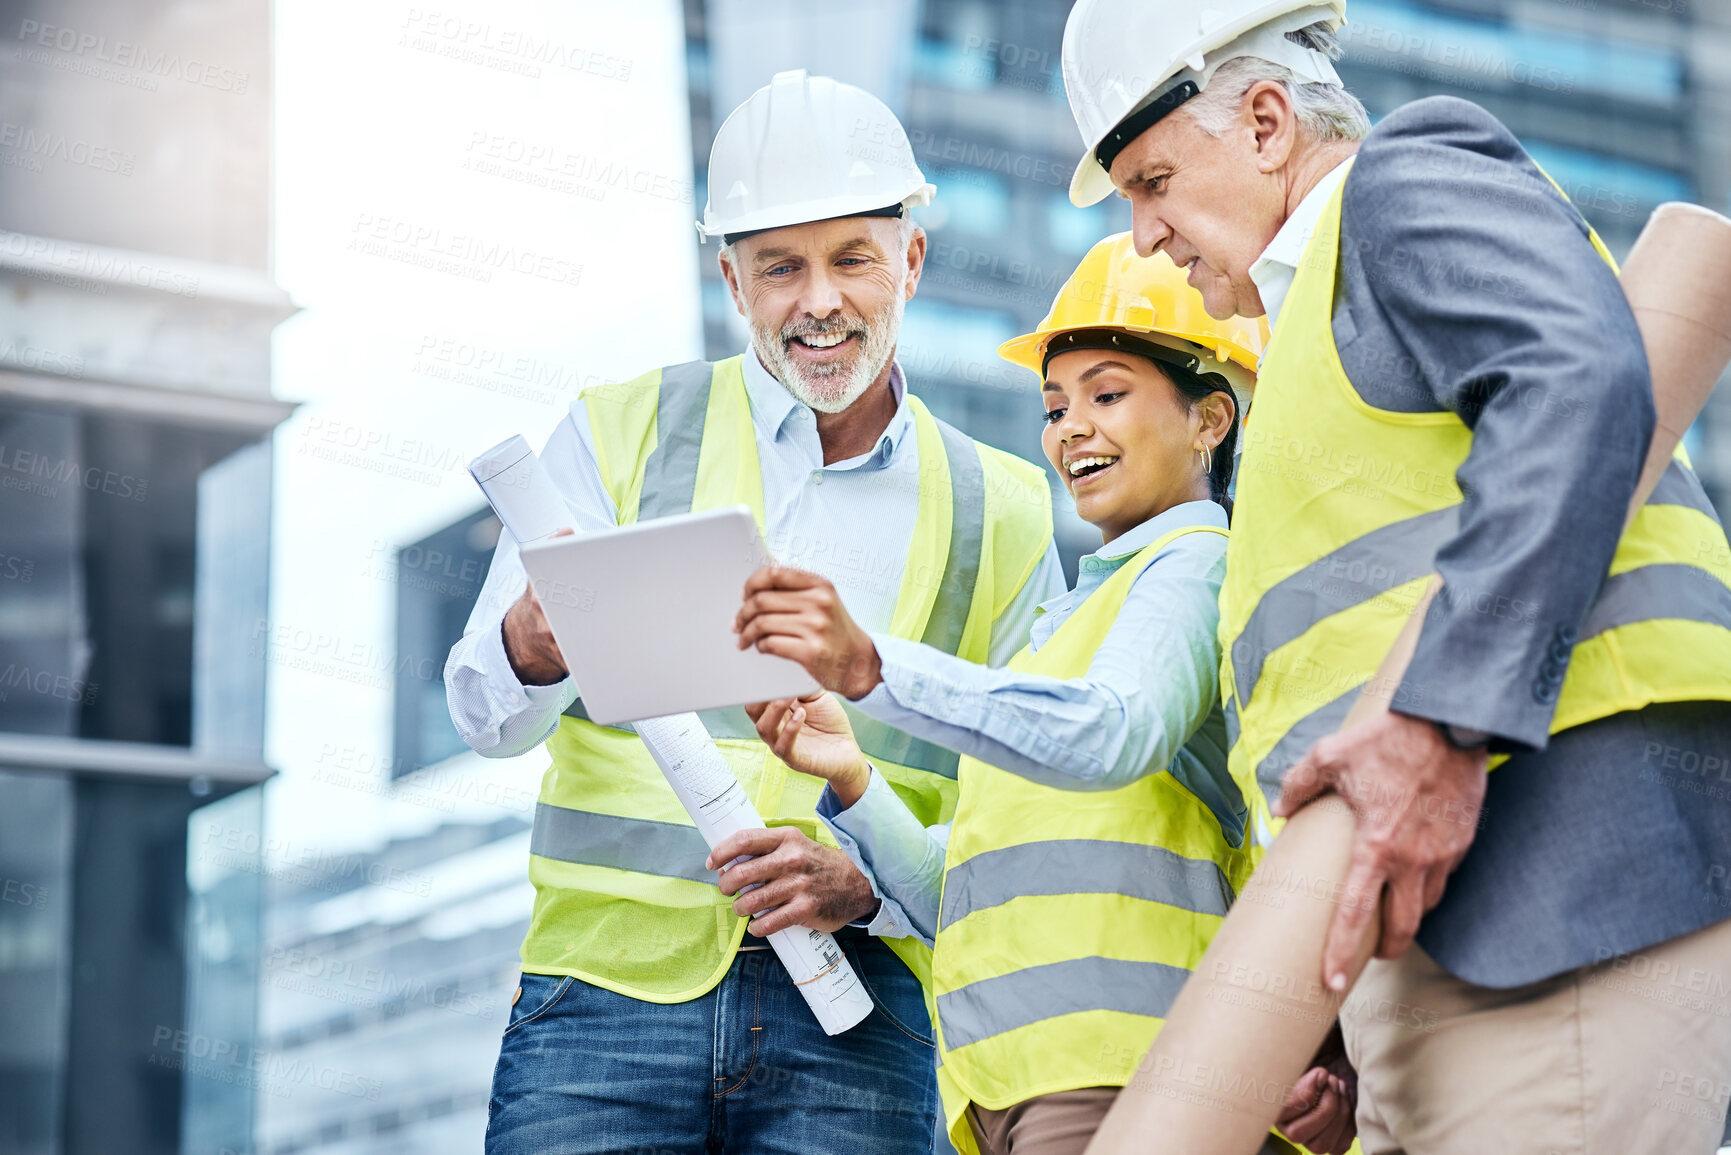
left=518, top=505, right=821, bottom=725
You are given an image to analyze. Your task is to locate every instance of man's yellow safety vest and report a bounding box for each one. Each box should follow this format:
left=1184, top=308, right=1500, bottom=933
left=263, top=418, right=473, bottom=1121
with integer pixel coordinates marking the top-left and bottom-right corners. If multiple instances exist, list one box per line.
left=929, top=526, right=1257, bottom=1151
left=1220, top=170, right=1731, bottom=834
left=521, top=355, right=1054, bottom=1001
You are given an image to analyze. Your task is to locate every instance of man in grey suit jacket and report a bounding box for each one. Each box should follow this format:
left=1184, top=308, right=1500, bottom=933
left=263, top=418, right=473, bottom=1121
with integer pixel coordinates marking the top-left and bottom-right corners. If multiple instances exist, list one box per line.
left=1061, top=1, right=1731, bottom=1150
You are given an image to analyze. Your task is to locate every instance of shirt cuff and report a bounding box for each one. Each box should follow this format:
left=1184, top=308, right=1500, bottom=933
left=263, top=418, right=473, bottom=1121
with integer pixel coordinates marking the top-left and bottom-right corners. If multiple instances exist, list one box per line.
left=817, top=771, right=944, bottom=944
left=479, top=613, right=570, bottom=712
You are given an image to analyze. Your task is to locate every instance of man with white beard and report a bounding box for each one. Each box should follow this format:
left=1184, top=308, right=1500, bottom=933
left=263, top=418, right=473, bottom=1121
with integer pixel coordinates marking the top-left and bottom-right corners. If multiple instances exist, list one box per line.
left=445, top=70, right=1063, bottom=1154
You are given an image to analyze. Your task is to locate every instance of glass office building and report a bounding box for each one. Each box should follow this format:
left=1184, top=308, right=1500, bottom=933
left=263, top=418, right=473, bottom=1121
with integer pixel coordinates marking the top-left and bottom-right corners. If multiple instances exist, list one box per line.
left=0, top=0, right=292, bottom=1152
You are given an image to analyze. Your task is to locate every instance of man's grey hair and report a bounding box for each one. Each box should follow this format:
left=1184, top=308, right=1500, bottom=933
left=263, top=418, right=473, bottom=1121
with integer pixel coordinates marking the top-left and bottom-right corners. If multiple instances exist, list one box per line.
left=718, top=213, right=918, bottom=269
left=1183, top=22, right=1370, bottom=143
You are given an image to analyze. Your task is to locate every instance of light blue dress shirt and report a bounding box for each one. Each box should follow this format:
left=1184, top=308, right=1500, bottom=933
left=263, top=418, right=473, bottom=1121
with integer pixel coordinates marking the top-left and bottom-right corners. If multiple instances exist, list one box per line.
left=817, top=499, right=1243, bottom=945
left=445, top=348, right=1065, bottom=759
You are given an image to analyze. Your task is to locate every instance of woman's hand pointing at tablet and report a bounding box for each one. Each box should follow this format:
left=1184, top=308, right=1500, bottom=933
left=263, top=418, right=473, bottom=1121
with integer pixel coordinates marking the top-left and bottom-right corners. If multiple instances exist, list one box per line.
left=734, top=566, right=882, bottom=700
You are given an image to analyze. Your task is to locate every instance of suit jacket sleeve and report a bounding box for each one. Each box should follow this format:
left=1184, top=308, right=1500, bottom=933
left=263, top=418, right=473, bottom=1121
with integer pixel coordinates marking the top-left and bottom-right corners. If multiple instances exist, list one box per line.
left=1336, top=97, right=1655, bottom=750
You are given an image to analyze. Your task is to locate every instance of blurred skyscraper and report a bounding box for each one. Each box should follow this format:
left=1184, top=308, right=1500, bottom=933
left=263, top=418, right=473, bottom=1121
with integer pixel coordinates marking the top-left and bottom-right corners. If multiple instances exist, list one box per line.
left=0, top=0, right=293, bottom=1152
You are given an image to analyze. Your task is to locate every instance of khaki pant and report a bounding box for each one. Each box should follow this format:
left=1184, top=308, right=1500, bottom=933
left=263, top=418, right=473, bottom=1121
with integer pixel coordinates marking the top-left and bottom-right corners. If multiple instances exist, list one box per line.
left=1341, top=917, right=1731, bottom=1155
left=964, top=1089, right=1295, bottom=1155
left=965, top=1088, right=1119, bottom=1155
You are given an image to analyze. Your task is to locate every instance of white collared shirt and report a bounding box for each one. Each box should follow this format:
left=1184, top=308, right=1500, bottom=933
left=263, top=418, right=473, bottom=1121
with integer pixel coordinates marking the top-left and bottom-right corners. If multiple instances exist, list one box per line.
left=1247, top=158, right=1354, bottom=330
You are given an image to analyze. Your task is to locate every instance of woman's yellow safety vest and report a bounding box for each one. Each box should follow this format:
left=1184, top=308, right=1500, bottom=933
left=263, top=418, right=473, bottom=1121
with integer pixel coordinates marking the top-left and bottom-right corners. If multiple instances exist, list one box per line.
left=929, top=526, right=1257, bottom=1150
left=1220, top=168, right=1731, bottom=836
left=522, top=355, right=1055, bottom=1002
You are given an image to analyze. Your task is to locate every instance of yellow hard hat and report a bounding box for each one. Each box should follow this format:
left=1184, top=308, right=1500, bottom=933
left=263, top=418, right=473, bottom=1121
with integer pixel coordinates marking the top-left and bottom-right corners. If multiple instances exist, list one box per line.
left=998, top=232, right=1267, bottom=398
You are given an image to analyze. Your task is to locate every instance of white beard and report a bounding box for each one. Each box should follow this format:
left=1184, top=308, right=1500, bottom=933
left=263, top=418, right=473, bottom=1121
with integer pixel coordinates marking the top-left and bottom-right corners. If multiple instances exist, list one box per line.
left=751, top=290, right=905, bottom=415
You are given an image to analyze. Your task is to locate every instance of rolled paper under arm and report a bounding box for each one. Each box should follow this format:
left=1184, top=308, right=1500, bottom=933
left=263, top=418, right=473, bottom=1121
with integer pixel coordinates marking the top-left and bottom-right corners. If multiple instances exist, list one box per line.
left=1084, top=200, right=1731, bottom=1155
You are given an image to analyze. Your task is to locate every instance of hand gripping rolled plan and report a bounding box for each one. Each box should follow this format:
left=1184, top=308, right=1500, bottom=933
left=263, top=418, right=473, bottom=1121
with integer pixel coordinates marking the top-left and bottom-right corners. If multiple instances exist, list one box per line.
left=1082, top=202, right=1731, bottom=1155
left=468, top=436, right=875, bottom=1035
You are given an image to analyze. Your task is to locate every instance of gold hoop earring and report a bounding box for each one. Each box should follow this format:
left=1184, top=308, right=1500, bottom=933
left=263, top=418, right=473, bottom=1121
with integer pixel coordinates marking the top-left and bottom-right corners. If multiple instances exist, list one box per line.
left=1198, top=445, right=1212, bottom=476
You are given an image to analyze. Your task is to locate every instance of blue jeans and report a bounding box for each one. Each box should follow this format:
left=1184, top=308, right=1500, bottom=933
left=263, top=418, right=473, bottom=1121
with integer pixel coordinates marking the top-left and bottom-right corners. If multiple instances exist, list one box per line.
left=486, top=937, right=939, bottom=1154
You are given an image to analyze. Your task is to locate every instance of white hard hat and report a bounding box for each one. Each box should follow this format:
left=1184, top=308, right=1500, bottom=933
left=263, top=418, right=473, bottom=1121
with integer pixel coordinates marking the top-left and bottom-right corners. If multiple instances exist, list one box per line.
left=698, top=69, right=936, bottom=244
left=1062, top=0, right=1347, bottom=207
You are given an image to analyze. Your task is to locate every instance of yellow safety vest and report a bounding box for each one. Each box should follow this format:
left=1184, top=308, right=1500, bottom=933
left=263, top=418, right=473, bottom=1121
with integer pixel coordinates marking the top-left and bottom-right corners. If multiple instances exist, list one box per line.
left=1220, top=166, right=1731, bottom=836
left=929, top=526, right=1257, bottom=1151
left=521, top=355, right=1055, bottom=1001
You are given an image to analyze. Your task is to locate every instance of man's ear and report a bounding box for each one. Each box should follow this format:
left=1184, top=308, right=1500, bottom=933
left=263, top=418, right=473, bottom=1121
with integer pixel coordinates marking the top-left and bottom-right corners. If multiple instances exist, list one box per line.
left=1245, top=81, right=1297, bottom=175
left=902, top=225, right=928, bottom=301
left=718, top=247, right=748, bottom=316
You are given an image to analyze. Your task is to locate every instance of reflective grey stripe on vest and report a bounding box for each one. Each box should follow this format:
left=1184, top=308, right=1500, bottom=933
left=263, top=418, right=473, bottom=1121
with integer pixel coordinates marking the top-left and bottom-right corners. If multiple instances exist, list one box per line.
left=1648, top=458, right=1722, bottom=523
left=1230, top=461, right=1728, bottom=806
left=937, top=956, right=1191, bottom=1050
left=923, top=418, right=986, bottom=653
left=530, top=802, right=713, bottom=884
left=842, top=418, right=986, bottom=781
left=938, top=839, right=1234, bottom=931
left=636, top=359, right=715, bottom=521
left=1229, top=506, right=1460, bottom=710
left=1247, top=688, right=1358, bottom=811
left=1240, top=562, right=1731, bottom=810
left=1580, top=563, right=1731, bottom=642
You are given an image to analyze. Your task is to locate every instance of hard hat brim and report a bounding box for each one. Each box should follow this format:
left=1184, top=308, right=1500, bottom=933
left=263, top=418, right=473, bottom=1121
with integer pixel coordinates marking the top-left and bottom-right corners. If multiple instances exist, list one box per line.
left=999, top=323, right=1258, bottom=399
left=1069, top=153, right=1118, bottom=208
left=698, top=183, right=936, bottom=241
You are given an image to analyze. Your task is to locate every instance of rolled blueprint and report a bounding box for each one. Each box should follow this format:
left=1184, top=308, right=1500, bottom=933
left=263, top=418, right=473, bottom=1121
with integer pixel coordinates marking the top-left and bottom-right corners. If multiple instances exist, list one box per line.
left=466, top=436, right=875, bottom=1035
left=469, top=434, right=580, bottom=545
left=1084, top=200, right=1731, bottom=1155
left=637, top=713, right=876, bottom=1035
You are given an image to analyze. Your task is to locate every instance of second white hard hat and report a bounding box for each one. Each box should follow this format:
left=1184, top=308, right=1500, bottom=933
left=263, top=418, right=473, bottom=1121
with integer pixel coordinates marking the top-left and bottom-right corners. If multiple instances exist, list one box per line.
left=698, top=69, right=936, bottom=244
left=1062, top=0, right=1347, bottom=207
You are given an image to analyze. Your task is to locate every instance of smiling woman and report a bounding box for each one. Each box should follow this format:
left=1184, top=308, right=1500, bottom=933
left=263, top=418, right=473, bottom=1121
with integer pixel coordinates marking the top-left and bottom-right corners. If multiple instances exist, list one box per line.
left=1039, top=332, right=1235, bottom=540
left=728, top=238, right=1362, bottom=1155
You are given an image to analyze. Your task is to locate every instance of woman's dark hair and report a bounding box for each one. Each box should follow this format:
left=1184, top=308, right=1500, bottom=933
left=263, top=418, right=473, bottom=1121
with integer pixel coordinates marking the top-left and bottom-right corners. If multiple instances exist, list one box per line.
left=1160, top=361, right=1239, bottom=519
left=1042, top=328, right=1241, bottom=519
